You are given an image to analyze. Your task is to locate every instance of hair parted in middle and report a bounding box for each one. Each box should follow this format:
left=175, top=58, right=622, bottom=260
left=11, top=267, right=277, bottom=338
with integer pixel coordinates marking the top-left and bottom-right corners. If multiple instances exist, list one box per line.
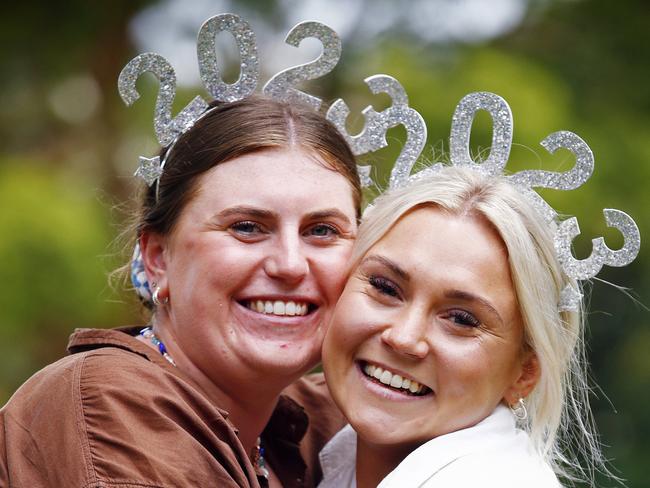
left=137, top=96, right=362, bottom=240
left=350, top=165, right=602, bottom=484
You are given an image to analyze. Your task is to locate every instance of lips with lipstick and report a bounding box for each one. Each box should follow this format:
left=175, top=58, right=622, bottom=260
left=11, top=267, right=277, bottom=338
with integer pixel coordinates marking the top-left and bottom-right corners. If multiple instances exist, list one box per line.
left=360, top=361, right=432, bottom=396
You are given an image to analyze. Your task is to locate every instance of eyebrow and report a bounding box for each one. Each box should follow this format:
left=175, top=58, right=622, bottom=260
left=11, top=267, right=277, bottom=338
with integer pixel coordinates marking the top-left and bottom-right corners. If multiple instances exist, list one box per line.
left=306, top=209, right=353, bottom=225
left=361, top=255, right=410, bottom=282
left=217, top=206, right=275, bottom=219
left=216, top=206, right=353, bottom=225
left=444, top=289, right=504, bottom=325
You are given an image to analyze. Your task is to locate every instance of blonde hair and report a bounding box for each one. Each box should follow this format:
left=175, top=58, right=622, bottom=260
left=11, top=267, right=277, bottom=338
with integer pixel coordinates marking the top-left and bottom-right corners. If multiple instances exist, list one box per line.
left=353, top=166, right=606, bottom=485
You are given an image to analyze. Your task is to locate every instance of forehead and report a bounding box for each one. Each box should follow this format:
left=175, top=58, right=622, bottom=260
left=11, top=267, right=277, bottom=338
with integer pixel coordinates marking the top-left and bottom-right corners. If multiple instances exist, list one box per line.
left=191, top=147, right=357, bottom=213
left=368, top=207, right=517, bottom=309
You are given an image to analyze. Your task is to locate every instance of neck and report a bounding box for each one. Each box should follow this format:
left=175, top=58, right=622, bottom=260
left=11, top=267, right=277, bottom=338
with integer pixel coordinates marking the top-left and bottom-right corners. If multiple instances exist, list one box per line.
left=355, top=437, right=414, bottom=488
left=143, top=321, right=288, bottom=454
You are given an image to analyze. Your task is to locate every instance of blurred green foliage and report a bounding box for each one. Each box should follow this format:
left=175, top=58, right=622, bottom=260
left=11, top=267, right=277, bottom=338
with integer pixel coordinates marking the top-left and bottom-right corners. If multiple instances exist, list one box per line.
left=1, top=0, right=648, bottom=486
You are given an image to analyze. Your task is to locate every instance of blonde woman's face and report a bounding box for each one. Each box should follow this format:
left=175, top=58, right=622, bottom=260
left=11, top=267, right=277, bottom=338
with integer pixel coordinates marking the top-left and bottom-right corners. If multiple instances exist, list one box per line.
left=323, top=206, right=528, bottom=451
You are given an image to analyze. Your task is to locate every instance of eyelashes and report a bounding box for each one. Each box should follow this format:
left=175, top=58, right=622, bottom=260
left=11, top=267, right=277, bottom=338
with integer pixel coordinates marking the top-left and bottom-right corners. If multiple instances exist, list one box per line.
left=446, top=309, right=481, bottom=328
left=368, top=275, right=400, bottom=298
left=229, top=220, right=264, bottom=235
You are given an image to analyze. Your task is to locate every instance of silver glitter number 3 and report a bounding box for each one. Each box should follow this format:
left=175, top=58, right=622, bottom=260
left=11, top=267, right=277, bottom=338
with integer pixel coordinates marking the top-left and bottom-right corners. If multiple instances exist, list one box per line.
left=197, top=13, right=259, bottom=102
left=263, top=21, right=341, bottom=110
left=326, top=75, right=426, bottom=189
left=118, top=53, right=208, bottom=146
left=555, top=209, right=641, bottom=281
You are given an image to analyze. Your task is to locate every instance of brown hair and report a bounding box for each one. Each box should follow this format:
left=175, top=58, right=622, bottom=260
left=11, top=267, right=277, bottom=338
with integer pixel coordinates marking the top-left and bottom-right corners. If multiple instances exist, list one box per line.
left=138, top=96, right=361, bottom=238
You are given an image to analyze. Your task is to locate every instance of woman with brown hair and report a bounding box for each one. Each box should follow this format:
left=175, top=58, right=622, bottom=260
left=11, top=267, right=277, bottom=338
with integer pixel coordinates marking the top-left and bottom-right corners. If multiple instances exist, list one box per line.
left=0, top=94, right=361, bottom=487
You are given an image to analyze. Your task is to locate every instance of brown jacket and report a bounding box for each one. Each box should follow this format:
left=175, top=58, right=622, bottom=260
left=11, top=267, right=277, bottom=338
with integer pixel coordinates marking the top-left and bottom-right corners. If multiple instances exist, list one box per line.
left=0, top=328, right=346, bottom=488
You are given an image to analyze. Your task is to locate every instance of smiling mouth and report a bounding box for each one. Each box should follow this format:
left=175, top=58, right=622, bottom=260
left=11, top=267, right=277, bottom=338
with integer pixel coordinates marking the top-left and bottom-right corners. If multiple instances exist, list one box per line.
left=243, top=299, right=313, bottom=317
left=360, top=361, right=432, bottom=397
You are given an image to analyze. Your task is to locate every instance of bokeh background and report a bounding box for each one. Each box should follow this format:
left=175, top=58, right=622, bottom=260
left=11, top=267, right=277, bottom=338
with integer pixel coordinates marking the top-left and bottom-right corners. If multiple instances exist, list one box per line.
left=1, top=0, right=648, bottom=486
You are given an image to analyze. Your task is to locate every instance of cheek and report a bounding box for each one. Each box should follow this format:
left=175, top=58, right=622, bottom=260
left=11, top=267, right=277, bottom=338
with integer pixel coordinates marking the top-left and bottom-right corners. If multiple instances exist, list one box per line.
left=436, top=341, right=518, bottom=399
left=326, top=293, right=378, bottom=355
left=435, top=341, right=494, bottom=391
left=313, top=244, right=355, bottom=297
left=199, top=237, right=263, bottom=280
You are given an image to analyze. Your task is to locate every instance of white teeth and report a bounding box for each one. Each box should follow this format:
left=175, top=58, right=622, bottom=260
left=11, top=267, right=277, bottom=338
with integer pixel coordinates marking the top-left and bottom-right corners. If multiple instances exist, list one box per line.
left=364, top=364, right=376, bottom=377
left=362, top=362, right=426, bottom=395
left=390, top=374, right=403, bottom=388
left=373, top=367, right=383, bottom=380
left=380, top=370, right=392, bottom=385
left=247, top=300, right=309, bottom=316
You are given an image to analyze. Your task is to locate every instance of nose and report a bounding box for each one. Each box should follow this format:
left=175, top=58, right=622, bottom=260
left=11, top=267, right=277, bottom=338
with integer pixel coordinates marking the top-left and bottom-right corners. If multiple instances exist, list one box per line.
left=381, top=309, right=430, bottom=359
left=263, top=232, right=309, bottom=284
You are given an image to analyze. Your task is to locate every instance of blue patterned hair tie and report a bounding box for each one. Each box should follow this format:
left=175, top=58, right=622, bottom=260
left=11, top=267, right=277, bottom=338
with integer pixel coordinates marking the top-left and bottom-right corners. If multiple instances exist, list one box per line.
left=131, top=242, right=152, bottom=304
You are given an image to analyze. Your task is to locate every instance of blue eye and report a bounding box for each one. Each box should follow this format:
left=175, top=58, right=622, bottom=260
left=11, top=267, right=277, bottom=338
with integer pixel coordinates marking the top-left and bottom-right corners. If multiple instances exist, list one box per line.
left=230, top=221, right=263, bottom=235
left=306, top=223, right=340, bottom=238
left=369, top=275, right=400, bottom=298
left=448, top=310, right=480, bottom=328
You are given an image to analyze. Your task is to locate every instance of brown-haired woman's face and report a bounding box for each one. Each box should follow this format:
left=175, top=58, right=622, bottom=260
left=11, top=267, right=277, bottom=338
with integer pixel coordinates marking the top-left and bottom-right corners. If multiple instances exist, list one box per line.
left=323, top=206, right=532, bottom=452
left=148, top=147, right=357, bottom=386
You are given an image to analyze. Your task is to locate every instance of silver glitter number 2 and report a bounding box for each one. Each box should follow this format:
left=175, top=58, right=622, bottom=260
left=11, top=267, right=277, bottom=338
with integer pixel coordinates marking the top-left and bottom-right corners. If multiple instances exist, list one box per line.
left=118, top=53, right=208, bottom=146
left=509, top=131, right=595, bottom=223
left=197, top=13, right=260, bottom=102
left=263, top=21, right=342, bottom=110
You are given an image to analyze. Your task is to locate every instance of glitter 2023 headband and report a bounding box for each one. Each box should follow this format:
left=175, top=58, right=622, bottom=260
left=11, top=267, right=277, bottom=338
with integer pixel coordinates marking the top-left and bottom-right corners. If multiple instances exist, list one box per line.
left=120, top=13, right=427, bottom=304
left=120, top=14, right=639, bottom=313
left=118, top=13, right=427, bottom=193
left=385, top=91, right=640, bottom=311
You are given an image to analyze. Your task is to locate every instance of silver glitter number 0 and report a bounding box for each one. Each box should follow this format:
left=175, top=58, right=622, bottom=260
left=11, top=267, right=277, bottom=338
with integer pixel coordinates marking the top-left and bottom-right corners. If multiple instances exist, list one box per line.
left=449, top=92, right=513, bottom=175
left=118, top=53, right=209, bottom=146
left=327, top=75, right=427, bottom=189
left=263, top=21, right=342, bottom=110
left=197, top=13, right=259, bottom=102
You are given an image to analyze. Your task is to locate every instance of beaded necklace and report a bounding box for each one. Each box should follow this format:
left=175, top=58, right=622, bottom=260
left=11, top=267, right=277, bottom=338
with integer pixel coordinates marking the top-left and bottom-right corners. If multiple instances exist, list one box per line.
left=138, top=326, right=269, bottom=480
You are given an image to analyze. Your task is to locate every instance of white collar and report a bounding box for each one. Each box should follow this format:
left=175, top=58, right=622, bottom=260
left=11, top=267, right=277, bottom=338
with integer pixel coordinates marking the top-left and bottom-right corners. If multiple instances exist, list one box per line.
left=318, top=405, right=527, bottom=488
left=378, top=405, right=518, bottom=487
left=318, top=423, right=358, bottom=488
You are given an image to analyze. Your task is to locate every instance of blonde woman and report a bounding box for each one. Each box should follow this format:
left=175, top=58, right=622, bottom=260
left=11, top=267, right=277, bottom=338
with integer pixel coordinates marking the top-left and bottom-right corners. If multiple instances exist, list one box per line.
left=319, top=165, right=630, bottom=487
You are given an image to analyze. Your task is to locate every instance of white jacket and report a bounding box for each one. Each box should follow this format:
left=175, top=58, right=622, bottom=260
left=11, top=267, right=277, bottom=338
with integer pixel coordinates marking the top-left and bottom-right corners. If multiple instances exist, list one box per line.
left=318, top=405, right=562, bottom=488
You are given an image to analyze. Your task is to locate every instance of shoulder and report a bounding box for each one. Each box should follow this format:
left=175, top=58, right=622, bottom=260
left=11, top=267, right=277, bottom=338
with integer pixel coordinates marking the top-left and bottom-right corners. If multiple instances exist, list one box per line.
left=424, top=448, right=561, bottom=488
left=1, top=343, right=253, bottom=487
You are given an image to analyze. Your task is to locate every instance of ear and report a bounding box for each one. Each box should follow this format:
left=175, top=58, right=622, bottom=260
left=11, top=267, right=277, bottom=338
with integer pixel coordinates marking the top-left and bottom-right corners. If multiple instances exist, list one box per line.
left=504, top=349, right=541, bottom=405
left=139, top=231, right=169, bottom=290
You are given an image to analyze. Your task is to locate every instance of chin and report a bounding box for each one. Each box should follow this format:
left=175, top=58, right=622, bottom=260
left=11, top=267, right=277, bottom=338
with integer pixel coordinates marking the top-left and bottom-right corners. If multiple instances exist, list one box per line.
left=253, top=341, right=321, bottom=376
